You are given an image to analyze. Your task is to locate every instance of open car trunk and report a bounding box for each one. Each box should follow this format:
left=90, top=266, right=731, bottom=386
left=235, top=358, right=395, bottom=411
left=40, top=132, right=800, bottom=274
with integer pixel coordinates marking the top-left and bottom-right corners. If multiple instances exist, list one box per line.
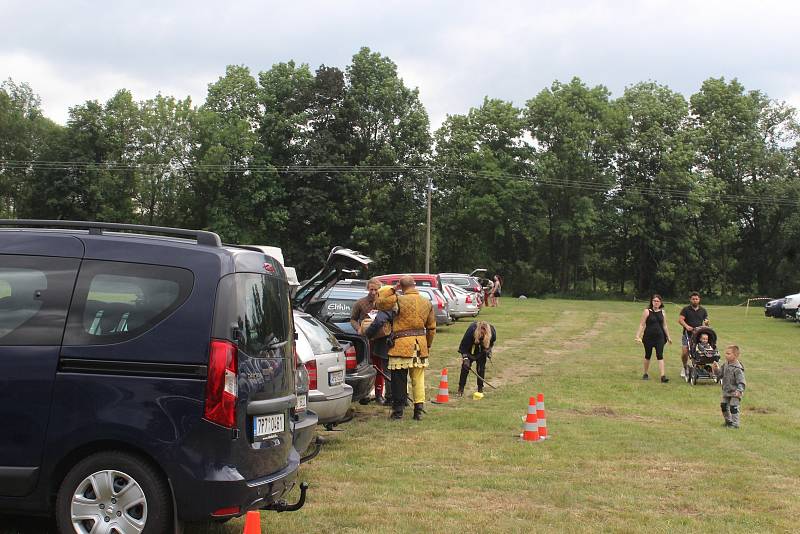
left=292, top=247, right=375, bottom=401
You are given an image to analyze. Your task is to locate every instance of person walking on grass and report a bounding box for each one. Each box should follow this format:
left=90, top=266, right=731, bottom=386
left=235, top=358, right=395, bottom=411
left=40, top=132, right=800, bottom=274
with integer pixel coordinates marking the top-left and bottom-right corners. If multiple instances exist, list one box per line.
left=678, top=292, right=709, bottom=379
left=375, top=276, right=436, bottom=421
left=457, top=321, right=496, bottom=396
left=635, top=294, right=673, bottom=383
left=712, top=345, right=746, bottom=429
left=489, top=275, right=502, bottom=307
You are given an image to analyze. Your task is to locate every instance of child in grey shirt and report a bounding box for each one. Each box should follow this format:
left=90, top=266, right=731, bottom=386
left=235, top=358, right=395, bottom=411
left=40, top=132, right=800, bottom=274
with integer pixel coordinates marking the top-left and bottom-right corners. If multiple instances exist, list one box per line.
left=712, top=345, right=746, bottom=428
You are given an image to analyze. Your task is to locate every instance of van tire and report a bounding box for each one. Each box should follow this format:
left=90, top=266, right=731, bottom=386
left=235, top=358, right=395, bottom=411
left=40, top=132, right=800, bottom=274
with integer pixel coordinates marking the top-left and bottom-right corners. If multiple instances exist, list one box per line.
left=55, top=450, right=173, bottom=534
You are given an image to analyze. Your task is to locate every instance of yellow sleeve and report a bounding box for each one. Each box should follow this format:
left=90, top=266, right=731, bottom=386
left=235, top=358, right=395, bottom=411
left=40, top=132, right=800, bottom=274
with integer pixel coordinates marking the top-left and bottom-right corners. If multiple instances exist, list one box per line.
left=374, top=285, right=398, bottom=312
left=425, top=302, right=436, bottom=348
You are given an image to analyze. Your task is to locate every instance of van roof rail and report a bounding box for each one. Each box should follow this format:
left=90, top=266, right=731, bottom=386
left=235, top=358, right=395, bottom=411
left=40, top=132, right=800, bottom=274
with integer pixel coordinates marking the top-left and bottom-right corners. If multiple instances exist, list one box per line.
left=0, top=219, right=222, bottom=247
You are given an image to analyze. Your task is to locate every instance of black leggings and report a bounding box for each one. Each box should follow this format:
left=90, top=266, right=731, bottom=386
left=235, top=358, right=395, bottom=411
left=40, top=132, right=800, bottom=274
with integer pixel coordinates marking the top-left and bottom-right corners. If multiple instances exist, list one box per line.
left=458, top=353, right=488, bottom=391
left=643, top=338, right=665, bottom=360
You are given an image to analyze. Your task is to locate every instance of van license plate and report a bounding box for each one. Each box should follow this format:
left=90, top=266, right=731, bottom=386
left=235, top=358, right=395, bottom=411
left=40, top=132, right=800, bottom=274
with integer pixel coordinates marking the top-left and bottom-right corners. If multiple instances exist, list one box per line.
left=295, top=394, right=307, bottom=411
left=253, top=414, right=284, bottom=439
left=329, top=370, right=344, bottom=386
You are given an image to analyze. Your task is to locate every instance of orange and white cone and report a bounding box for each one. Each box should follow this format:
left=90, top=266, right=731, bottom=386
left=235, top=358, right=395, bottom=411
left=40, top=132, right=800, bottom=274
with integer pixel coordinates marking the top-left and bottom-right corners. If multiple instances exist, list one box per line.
left=536, top=393, right=548, bottom=440
left=243, top=510, right=261, bottom=534
left=432, top=368, right=449, bottom=404
left=522, top=396, right=540, bottom=442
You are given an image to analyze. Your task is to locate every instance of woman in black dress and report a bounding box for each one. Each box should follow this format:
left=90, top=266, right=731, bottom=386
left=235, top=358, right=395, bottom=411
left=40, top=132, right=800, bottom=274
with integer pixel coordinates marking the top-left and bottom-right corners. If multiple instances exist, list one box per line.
left=635, top=294, right=673, bottom=383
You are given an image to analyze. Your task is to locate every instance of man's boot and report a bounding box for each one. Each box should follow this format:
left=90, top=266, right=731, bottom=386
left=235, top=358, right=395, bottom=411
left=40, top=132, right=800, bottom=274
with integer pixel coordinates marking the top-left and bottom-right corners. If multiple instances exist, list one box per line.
left=413, top=402, right=425, bottom=421
left=457, top=387, right=464, bottom=397
left=390, top=399, right=404, bottom=420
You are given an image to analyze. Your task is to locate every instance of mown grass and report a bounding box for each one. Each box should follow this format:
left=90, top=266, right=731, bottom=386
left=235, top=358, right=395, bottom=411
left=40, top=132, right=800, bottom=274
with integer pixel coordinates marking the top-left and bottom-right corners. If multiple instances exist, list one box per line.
left=4, top=299, right=799, bottom=533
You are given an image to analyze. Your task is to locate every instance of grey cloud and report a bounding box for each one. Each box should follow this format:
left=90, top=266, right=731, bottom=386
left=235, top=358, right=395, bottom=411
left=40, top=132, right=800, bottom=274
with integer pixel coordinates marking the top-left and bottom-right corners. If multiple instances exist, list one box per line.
left=2, top=0, right=798, bottom=126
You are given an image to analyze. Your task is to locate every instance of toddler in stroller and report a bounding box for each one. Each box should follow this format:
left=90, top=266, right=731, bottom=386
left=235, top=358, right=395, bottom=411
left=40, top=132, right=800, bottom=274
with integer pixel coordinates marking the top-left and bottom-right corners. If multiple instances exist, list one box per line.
left=686, top=326, right=720, bottom=385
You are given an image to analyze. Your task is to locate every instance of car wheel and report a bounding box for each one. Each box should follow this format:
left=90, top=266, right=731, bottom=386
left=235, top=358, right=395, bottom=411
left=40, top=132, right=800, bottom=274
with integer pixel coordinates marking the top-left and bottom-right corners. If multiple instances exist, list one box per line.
left=56, top=451, right=172, bottom=534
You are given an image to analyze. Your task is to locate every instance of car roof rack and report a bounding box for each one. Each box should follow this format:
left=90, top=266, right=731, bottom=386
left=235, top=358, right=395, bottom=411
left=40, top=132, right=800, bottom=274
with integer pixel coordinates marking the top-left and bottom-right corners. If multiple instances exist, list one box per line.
left=0, top=219, right=222, bottom=247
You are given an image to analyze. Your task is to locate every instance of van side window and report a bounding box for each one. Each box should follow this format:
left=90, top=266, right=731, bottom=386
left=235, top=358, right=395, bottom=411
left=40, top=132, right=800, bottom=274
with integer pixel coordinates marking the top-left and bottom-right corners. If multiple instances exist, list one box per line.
left=64, top=261, right=193, bottom=345
left=0, top=256, right=80, bottom=346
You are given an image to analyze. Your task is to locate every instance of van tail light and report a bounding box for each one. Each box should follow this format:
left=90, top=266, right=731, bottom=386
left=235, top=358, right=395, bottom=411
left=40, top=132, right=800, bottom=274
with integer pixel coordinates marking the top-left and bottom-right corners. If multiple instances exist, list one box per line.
left=305, top=359, right=318, bottom=390
left=465, top=294, right=472, bottom=304
left=436, top=294, right=445, bottom=310
left=345, top=346, right=357, bottom=371
left=294, top=346, right=300, bottom=369
left=204, top=339, right=238, bottom=428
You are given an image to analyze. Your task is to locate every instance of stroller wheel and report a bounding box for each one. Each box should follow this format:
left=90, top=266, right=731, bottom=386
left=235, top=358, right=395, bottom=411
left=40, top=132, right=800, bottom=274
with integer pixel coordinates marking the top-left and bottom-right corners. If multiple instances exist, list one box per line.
left=690, top=368, right=698, bottom=386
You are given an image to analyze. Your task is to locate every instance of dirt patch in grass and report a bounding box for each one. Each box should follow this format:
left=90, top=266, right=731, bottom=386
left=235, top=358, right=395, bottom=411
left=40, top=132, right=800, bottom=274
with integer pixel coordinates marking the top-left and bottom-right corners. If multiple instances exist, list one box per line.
left=745, top=406, right=776, bottom=414
left=489, top=312, right=615, bottom=388
left=561, top=406, right=660, bottom=423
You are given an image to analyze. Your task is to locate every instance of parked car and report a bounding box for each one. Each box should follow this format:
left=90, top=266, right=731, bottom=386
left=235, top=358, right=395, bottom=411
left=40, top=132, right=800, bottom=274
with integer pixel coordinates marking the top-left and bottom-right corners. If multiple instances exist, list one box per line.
left=294, top=311, right=353, bottom=430
left=416, top=286, right=452, bottom=325
left=438, top=271, right=486, bottom=305
left=442, top=282, right=480, bottom=319
left=319, top=286, right=367, bottom=323
left=782, top=292, right=800, bottom=319
left=0, top=219, right=306, bottom=532
left=376, top=273, right=440, bottom=289
left=293, top=248, right=376, bottom=403
left=764, top=298, right=785, bottom=318
left=292, top=352, right=320, bottom=463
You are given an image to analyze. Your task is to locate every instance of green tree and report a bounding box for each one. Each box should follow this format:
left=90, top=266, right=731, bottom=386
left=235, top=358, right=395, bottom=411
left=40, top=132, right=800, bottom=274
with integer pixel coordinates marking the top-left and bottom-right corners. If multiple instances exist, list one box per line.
left=610, top=82, right=698, bottom=295
left=524, top=78, right=618, bottom=291
left=433, top=97, right=543, bottom=293
left=691, top=78, right=800, bottom=294
left=134, top=95, right=195, bottom=226
left=0, top=79, right=59, bottom=217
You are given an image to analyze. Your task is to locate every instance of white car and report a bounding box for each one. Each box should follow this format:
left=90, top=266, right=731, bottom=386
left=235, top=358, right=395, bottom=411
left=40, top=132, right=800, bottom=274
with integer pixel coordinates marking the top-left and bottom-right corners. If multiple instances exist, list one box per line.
left=442, top=283, right=480, bottom=319
left=294, top=310, right=353, bottom=428
left=783, top=292, right=800, bottom=319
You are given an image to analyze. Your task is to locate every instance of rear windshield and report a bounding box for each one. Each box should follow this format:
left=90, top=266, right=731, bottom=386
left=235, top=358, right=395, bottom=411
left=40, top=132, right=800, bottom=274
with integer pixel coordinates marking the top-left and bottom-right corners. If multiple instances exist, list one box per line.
left=442, top=277, right=471, bottom=287
left=295, top=315, right=340, bottom=355
left=213, top=273, right=291, bottom=358
left=324, top=288, right=367, bottom=300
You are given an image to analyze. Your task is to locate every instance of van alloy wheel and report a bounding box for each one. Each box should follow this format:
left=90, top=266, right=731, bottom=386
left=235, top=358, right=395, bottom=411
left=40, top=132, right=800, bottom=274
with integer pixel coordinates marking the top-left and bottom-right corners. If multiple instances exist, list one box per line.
left=70, top=470, right=147, bottom=534
left=56, top=451, right=171, bottom=534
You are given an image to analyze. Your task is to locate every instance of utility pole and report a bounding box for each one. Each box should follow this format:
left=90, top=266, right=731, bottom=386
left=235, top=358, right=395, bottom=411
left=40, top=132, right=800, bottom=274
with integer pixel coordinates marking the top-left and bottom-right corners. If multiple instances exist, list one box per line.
left=425, top=177, right=432, bottom=273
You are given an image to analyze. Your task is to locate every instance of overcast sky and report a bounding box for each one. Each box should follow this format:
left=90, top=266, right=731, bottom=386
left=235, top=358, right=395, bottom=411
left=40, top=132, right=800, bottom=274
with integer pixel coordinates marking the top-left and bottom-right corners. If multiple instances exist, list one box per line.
left=2, top=0, right=798, bottom=129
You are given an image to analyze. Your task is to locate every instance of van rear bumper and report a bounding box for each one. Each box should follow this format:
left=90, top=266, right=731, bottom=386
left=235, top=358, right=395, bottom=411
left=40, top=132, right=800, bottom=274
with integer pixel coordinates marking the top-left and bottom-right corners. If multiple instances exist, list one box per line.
left=173, top=448, right=300, bottom=522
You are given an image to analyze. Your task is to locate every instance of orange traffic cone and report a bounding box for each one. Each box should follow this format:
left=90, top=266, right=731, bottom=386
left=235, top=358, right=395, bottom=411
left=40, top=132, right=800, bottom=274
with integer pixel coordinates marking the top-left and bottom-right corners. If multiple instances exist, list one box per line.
left=536, top=393, right=548, bottom=440
left=522, top=396, right=540, bottom=442
left=432, top=368, right=450, bottom=404
left=243, top=510, right=261, bottom=534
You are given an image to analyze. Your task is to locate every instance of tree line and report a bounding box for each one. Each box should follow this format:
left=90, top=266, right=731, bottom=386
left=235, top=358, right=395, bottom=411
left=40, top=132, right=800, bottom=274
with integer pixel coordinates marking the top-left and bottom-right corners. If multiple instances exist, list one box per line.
left=2, top=47, right=799, bottom=298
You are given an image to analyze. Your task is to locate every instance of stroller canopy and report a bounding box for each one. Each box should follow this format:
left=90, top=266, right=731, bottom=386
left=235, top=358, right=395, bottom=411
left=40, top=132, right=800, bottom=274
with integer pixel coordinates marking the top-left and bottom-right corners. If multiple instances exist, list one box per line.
left=690, top=326, right=716, bottom=346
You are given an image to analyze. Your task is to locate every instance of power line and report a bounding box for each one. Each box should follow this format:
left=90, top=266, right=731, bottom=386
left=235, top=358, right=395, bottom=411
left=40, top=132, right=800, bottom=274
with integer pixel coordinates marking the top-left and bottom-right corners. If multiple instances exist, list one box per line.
left=1, top=160, right=798, bottom=208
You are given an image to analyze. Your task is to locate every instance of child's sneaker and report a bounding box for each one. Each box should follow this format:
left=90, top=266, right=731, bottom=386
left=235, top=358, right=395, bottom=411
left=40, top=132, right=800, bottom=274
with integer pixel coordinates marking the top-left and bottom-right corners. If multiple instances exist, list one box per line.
left=642, top=373, right=649, bottom=380
left=660, top=376, right=670, bottom=383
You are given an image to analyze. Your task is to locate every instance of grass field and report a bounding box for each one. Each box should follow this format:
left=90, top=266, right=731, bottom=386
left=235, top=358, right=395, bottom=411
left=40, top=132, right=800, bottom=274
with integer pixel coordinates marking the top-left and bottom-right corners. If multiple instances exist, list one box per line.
left=4, top=299, right=799, bottom=533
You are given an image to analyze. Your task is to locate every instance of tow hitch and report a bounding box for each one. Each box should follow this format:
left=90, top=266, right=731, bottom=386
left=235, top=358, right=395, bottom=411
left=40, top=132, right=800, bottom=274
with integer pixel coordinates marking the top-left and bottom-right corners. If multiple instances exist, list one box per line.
left=262, top=482, right=308, bottom=512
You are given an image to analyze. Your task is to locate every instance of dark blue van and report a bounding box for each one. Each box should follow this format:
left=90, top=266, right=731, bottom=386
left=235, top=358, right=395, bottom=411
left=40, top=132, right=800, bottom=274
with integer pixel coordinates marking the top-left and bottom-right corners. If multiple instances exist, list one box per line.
left=0, top=220, right=306, bottom=533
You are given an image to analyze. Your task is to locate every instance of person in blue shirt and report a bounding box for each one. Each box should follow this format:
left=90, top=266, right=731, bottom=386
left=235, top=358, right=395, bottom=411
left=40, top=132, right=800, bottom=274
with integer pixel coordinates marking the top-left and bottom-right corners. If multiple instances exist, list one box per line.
left=457, top=321, right=496, bottom=396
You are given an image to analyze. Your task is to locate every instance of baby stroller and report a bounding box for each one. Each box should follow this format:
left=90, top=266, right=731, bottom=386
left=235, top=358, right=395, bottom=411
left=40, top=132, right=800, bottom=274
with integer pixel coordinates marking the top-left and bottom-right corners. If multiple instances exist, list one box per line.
left=685, top=326, right=720, bottom=386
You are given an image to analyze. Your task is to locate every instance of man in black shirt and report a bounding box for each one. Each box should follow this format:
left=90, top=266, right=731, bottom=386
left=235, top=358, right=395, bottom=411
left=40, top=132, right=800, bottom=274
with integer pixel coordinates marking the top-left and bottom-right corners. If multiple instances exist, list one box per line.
left=678, top=292, right=709, bottom=378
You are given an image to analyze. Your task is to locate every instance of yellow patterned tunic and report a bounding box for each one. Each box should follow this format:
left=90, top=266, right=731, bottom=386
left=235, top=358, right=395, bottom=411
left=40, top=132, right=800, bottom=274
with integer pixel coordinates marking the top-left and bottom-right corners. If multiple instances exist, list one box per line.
left=374, top=285, right=436, bottom=369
